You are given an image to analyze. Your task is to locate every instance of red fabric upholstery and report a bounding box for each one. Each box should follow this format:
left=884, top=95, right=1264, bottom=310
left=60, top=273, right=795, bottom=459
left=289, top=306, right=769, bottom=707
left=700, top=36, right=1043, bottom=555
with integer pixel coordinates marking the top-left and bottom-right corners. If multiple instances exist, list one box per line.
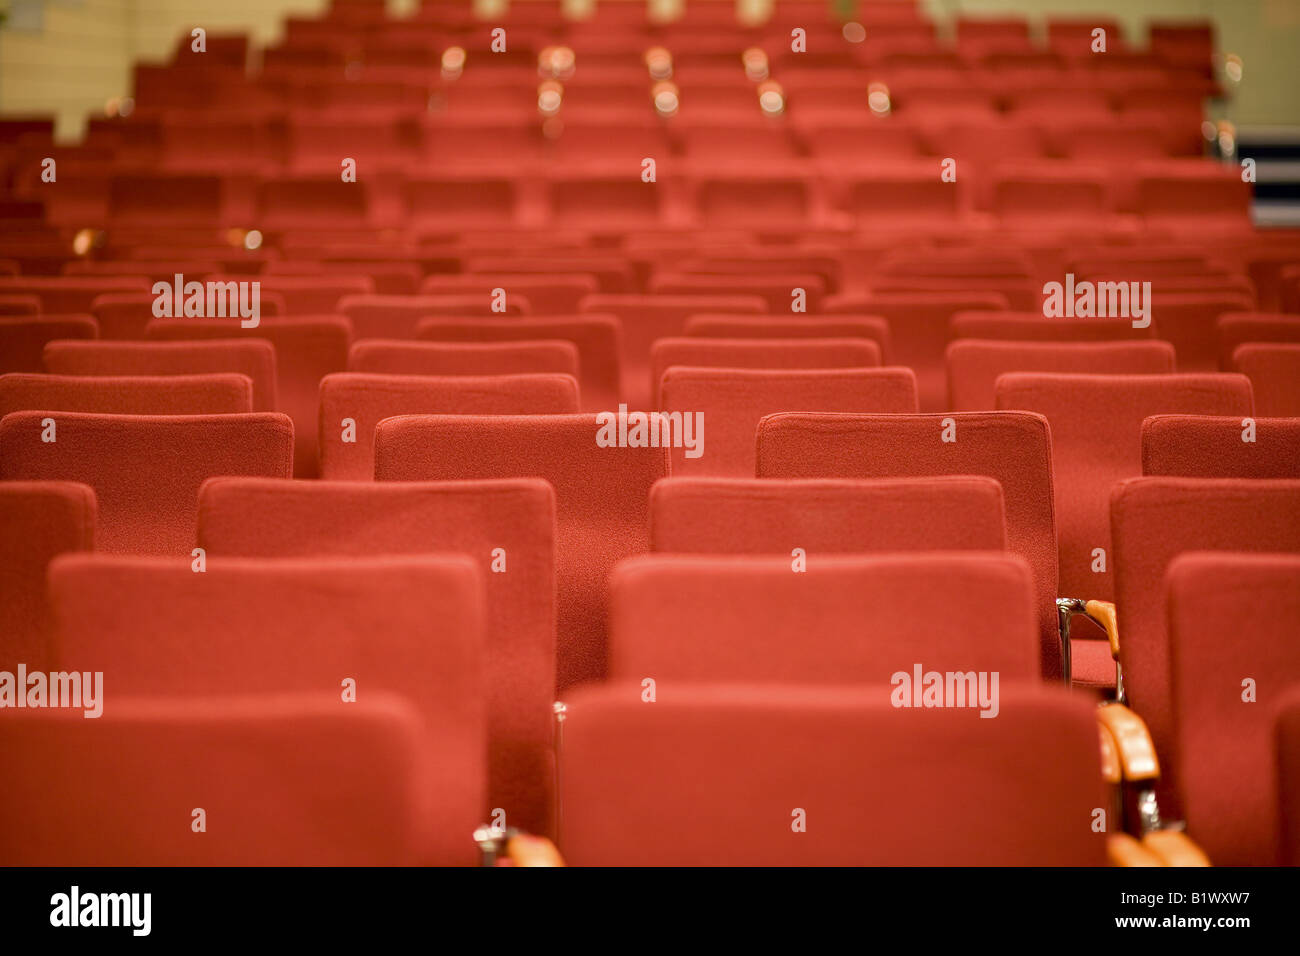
left=374, top=413, right=666, bottom=689
left=0, top=693, right=428, bottom=865
left=650, top=476, right=1007, bottom=555
left=1279, top=690, right=1300, bottom=867
left=1216, top=312, right=1300, bottom=369
left=339, top=293, right=531, bottom=340
left=0, top=411, right=293, bottom=554
left=580, top=294, right=767, bottom=409
left=610, top=552, right=1039, bottom=681
left=348, top=339, right=580, bottom=380
left=420, top=274, right=598, bottom=313
left=0, top=372, right=253, bottom=417
left=650, top=337, right=881, bottom=408
left=196, top=476, right=556, bottom=836
left=1143, top=414, right=1300, bottom=478
left=950, top=310, right=1157, bottom=342
left=1110, top=478, right=1300, bottom=811
left=0, top=277, right=149, bottom=314
left=0, top=316, right=98, bottom=373
left=416, top=315, right=621, bottom=411
left=49, top=552, right=484, bottom=864
left=560, top=684, right=1106, bottom=865
left=0, top=481, right=96, bottom=671
left=996, top=372, right=1254, bottom=600
left=145, top=316, right=351, bottom=478
left=824, top=292, right=1008, bottom=411
left=1167, top=553, right=1300, bottom=865
left=318, top=371, right=580, bottom=480
left=44, top=338, right=277, bottom=411
left=756, top=411, right=1063, bottom=680
left=1233, top=343, right=1300, bottom=417
left=660, top=367, right=918, bottom=476
left=947, top=340, right=1175, bottom=411
left=684, top=314, right=892, bottom=361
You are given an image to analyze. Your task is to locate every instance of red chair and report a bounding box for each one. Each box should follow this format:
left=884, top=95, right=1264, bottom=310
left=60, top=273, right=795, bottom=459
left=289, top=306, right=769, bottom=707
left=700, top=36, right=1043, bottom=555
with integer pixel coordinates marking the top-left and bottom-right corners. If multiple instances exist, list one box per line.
left=756, top=411, right=1066, bottom=681
left=946, top=340, right=1175, bottom=411
left=339, top=293, right=531, bottom=339
left=348, top=339, right=579, bottom=380
left=0, top=277, right=149, bottom=313
left=0, top=693, right=429, bottom=865
left=318, top=371, right=580, bottom=479
left=0, top=372, right=253, bottom=418
left=1216, top=312, right=1300, bottom=368
left=996, top=373, right=1254, bottom=603
left=560, top=684, right=1106, bottom=865
left=950, top=310, right=1157, bottom=343
left=43, top=339, right=277, bottom=411
left=1143, top=415, right=1300, bottom=479
left=1167, top=553, right=1300, bottom=865
left=197, top=476, right=556, bottom=837
left=1233, top=344, right=1300, bottom=417
left=0, top=481, right=95, bottom=670
left=0, top=316, right=98, bottom=372
left=824, top=292, right=1009, bottom=412
left=649, top=337, right=881, bottom=407
left=1110, top=478, right=1300, bottom=815
left=0, top=412, right=293, bottom=554
left=416, top=316, right=621, bottom=411
left=660, top=367, right=917, bottom=476
left=580, top=294, right=767, bottom=409
left=374, top=413, right=666, bottom=689
left=609, top=552, right=1039, bottom=682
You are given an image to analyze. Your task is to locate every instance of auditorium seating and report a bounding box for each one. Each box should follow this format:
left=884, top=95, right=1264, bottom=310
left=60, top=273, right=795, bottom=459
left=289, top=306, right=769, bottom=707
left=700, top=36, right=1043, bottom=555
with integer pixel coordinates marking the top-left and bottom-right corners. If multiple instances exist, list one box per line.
left=0, top=412, right=293, bottom=553
left=374, top=413, right=665, bottom=689
left=0, top=694, right=428, bottom=865
left=195, top=476, right=556, bottom=836
left=1110, top=478, right=1300, bottom=813
left=757, top=412, right=1075, bottom=679
left=2, top=0, right=1296, bottom=868
left=43, top=339, right=278, bottom=411
left=0, top=372, right=254, bottom=417
left=1166, top=553, right=1300, bottom=865
left=1143, top=415, right=1300, bottom=478
left=560, top=684, right=1107, bottom=866
left=48, top=553, right=485, bottom=864
left=317, top=371, right=580, bottom=479
left=0, top=481, right=96, bottom=670
left=610, top=552, right=1039, bottom=680
left=660, top=366, right=917, bottom=475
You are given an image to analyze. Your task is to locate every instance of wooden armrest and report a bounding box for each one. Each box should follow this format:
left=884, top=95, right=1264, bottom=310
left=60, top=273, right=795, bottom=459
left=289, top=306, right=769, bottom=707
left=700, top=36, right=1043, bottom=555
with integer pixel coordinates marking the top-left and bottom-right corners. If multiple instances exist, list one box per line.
left=1085, top=599, right=1120, bottom=661
left=1107, top=833, right=1165, bottom=867
left=1098, top=722, right=1122, bottom=785
left=1097, top=702, right=1160, bottom=782
left=1142, top=830, right=1211, bottom=867
left=503, top=834, right=565, bottom=867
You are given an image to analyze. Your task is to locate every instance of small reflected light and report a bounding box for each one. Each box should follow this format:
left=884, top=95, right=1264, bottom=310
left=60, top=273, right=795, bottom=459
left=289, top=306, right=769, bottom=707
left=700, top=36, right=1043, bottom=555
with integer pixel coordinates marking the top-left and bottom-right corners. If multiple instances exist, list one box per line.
left=1224, top=54, right=1243, bottom=83
left=842, top=22, right=867, bottom=43
left=1201, top=120, right=1218, bottom=142
left=868, top=82, right=891, bottom=116
left=743, top=47, right=769, bottom=82
left=72, top=229, right=96, bottom=256
left=119, top=97, right=135, bottom=117
left=442, top=46, right=466, bottom=81
left=244, top=229, right=264, bottom=251
left=758, top=80, right=785, bottom=116
left=1217, top=120, right=1237, bottom=157
left=645, top=46, right=673, bottom=80
left=104, top=97, right=122, bottom=118
left=538, top=46, right=574, bottom=80
left=652, top=80, right=680, bottom=117
left=538, top=79, right=564, bottom=116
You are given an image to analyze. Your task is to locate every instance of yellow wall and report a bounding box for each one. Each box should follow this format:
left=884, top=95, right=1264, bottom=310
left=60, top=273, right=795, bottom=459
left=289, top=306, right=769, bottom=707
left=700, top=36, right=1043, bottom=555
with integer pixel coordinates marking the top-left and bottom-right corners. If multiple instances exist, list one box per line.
left=2, top=0, right=1296, bottom=141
